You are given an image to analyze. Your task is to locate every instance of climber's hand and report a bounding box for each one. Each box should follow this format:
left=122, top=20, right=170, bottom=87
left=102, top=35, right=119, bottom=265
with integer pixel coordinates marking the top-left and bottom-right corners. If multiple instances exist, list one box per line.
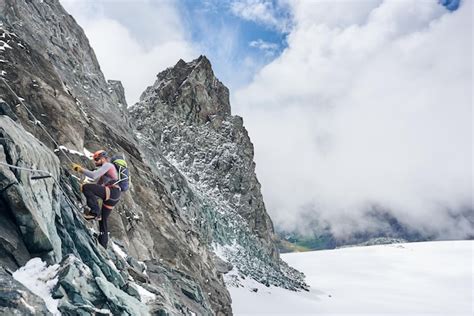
left=71, top=163, right=82, bottom=173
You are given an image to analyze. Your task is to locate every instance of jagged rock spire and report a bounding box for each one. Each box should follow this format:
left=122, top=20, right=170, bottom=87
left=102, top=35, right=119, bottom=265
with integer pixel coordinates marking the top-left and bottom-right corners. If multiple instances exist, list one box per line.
left=130, top=56, right=308, bottom=292
left=139, top=56, right=231, bottom=125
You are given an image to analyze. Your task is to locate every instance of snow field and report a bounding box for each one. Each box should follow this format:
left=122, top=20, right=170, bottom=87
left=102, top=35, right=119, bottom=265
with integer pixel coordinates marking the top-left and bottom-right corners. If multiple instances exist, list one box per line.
left=230, top=240, right=473, bottom=316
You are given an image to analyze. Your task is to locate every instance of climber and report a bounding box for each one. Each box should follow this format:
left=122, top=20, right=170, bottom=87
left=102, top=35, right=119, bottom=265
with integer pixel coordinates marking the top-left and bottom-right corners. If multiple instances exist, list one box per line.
left=71, top=150, right=121, bottom=248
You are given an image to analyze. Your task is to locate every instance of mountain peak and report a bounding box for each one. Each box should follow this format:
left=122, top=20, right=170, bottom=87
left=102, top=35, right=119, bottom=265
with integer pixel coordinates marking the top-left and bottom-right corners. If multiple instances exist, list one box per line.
left=194, top=54, right=211, bottom=68
left=141, top=56, right=231, bottom=124
left=167, top=55, right=213, bottom=83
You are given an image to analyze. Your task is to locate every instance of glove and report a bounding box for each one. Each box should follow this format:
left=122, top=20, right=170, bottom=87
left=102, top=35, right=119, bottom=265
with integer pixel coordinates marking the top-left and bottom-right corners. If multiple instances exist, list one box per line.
left=71, top=163, right=82, bottom=173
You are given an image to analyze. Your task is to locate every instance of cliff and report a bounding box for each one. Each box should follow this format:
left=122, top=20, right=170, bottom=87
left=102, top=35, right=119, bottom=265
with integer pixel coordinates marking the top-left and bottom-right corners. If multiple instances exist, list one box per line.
left=0, top=0, right=306, bottom=314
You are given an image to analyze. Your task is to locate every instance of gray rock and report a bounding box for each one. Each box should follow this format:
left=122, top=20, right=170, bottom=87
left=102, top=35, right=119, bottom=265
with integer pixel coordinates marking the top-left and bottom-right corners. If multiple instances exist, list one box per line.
left=108, top=80, right=128, bottom=115
left=122, top=282, right=142, bottom=301
left=0, top=267, right=51, bottom=315
left=130, top=57, right=308, bottom=291
left=0, top=0, right=129, bottom=137
left=213, top=254, right=233, bottom=274
left=53, top=255, right=104, bottom=308
left=0, top=205, right=30, bottom=270
left=0, top=116, right=150, bottom=315
left=95, top=276, right=148, bottom=316
left=0, top=116, right=61, bottom=262
left=0, top=98, right=17, bottom=121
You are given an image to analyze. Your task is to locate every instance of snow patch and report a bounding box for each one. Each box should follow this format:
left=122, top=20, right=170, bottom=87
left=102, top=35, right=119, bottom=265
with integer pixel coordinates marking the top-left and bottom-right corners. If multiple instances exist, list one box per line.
left=13, top=258, right=60, bottom=315
left=134, top=283, right=156, bottom=303
left=137, top=261, right=148, bottom=275
left=54, top=145, right=86, bottom=157
left=107, top=259, right=119, bottom=272
left=112, top=242, right=127, bottom=259
left=212, top=242, right=238, bottom=262
left=0, top=40, right=12, bottom=51
left=83, top=147, right=93, bottom=158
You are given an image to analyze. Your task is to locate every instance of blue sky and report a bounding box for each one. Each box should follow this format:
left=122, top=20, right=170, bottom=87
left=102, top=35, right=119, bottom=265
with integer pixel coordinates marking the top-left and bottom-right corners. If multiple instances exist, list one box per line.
left=439, top=0, right=461, bottom=10
left=177, top=0, right=290, bottom=88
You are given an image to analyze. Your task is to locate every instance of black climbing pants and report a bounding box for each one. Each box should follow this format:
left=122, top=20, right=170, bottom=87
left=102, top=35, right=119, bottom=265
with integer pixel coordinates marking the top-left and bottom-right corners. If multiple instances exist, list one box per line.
left=82, top=184, right=121, bottom=248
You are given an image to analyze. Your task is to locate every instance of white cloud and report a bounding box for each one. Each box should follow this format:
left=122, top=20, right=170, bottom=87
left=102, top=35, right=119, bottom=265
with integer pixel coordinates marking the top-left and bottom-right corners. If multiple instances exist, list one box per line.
left=60, top=0, right=197, bottom=105
left=234, top=0, right=473, bottom=239
left=231, top=0, right=290, bottom=32
left=249, top=39, right=279, bottom=56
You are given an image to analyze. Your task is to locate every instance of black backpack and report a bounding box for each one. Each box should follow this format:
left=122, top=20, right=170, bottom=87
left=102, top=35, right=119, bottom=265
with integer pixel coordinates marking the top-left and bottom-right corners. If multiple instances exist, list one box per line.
left=111, top=155, right=130, bottom=192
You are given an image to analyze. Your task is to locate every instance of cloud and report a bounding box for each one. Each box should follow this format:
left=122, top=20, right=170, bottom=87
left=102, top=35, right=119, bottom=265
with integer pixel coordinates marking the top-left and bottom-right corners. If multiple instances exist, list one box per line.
left=249, top=39, right=279, bottom=56
left=231, top=0, right=291, bottom=32
left=60, top=0, right=197, bottom=105
left=233, top=0, right=473, bottom=240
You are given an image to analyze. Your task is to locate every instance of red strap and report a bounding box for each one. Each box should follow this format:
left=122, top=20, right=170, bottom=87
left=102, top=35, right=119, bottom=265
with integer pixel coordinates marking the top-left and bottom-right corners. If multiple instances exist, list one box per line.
left=103, top=203, right=114, bottom=210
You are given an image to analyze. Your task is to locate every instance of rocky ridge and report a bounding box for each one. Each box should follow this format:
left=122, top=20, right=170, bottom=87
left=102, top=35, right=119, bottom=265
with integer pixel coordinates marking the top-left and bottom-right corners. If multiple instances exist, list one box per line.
left=130, top=56, right=307, bottom=290
left=0, top=0, right=307, bottom=314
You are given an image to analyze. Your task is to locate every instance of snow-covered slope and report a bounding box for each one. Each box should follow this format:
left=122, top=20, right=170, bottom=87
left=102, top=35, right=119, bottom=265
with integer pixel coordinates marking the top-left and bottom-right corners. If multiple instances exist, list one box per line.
left=230, top=240, right=473, bottom=315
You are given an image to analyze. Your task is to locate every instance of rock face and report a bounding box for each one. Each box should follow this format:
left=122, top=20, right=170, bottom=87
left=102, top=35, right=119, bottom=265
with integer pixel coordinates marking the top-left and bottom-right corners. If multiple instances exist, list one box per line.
left=0, top=0, right=126, bottom=135
left=0, top=0, right=307, bottom=314
left=0, top=115, right=151, bottom=315
left=130, top=56, right=307, bottom=290
left=0, top=115, right=62, bottom=263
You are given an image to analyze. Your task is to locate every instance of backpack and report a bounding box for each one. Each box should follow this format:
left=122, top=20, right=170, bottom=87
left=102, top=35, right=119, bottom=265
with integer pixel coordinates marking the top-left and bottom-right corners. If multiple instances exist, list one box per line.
left=111, top=155, right=130, bottom=192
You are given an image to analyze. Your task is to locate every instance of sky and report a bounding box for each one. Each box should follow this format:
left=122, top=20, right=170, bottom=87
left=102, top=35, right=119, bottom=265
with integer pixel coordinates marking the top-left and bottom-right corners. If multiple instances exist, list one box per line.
left=60, top=0, right=472, bottom=240
left=60, top=0, right=290, bottom=103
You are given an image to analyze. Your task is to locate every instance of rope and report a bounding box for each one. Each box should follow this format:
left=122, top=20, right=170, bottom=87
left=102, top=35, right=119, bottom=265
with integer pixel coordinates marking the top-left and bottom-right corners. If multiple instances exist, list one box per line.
left=0, top=160, right=83, bottom=213
left=0, top=81, right=99, bottom=235
left=0, top=161, right=51, bottom=175
left=1, top=77, right=75, bottom=165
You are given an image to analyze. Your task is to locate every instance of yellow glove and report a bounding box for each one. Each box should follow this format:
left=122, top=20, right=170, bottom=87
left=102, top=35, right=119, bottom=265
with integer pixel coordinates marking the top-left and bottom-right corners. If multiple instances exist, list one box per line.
left=71, top=163, right=83, bottom=173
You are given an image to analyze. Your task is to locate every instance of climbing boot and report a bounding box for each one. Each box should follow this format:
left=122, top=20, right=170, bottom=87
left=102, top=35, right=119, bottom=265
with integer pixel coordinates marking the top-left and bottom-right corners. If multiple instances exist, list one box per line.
left=83, top=213, right=100, bottom=221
